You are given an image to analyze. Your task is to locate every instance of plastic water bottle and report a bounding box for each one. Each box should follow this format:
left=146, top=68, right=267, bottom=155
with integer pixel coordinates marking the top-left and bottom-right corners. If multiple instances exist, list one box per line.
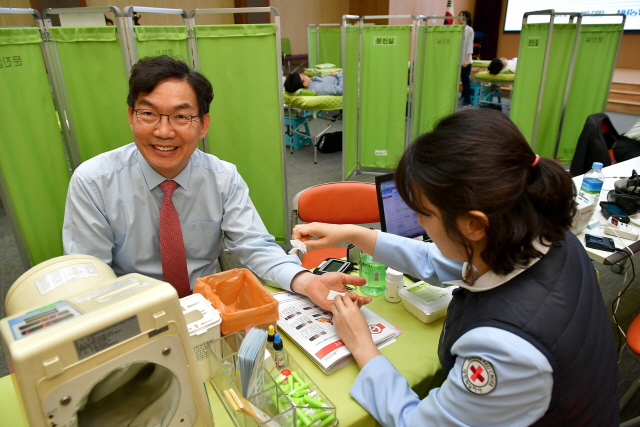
left=579, top=162, right=605, bottom=209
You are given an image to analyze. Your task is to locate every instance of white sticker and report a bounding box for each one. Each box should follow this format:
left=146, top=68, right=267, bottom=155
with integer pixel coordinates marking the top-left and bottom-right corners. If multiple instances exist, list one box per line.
left=35, top=264, right=99, bottom=296
left=375, top=150, right=388, bottom=156
left=73, top=278, right=139, bottom=303
left=288, top=240, right=308, bottom=255
left=96, top=282, right=150, bottom=304
left=327, top=290, right=346, bottom=301
left=74, top=316, right=140, bottom=360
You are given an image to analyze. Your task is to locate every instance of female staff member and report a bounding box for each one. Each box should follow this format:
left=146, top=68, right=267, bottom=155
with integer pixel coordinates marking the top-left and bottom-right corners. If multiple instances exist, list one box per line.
left=460, top=11, right=474, bottom=107
left=293, top=109, right=619, bottom=426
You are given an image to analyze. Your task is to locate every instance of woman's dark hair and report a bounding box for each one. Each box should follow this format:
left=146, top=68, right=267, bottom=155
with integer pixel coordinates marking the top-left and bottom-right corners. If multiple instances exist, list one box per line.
left=284, top=72, right=304, bottom=94
left=127, top=55, right=214, bottom=116
left=460, top=10, right=472, bottom=27
left=488, top=58, right=504, bottom=75
left=395, top=109, right=576, bottom=283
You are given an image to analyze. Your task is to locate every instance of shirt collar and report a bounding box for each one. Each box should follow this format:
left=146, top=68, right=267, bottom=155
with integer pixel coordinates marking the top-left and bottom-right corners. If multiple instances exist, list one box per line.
left=137, top=150, right=192, bottom=191
left=443, top=239, right=551, bottom=292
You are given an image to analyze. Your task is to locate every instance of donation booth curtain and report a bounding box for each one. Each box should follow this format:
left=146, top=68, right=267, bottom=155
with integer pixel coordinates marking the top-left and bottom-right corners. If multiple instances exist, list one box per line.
left=343, top=26, right=359, bottom=179
left=308, top=27, right=318, bottom=68
left=556, top=24, right=623, bottom=164
left=308, top=27, right=341, bottom=68
left=412, top=25, right=463, bottom=138
left=194, top=24, right=286, bottom=243
left=359, top=25, right=411, bottom=169
left=49, top=26, right=132, bottom=163
left=0, top=28, right=70, bottom=264
left=133, top=26, right=189, bottom=61
left=510, top=23, right=577, bottom=159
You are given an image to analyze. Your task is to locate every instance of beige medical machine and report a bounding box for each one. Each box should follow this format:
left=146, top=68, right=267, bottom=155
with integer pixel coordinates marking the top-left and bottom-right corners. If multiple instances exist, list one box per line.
left=0, top=255, right=215, bottom=427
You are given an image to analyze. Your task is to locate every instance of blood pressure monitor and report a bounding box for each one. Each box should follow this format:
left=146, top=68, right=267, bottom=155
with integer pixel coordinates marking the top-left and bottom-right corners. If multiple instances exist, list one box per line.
left=313, top=258, right=353, bottom=275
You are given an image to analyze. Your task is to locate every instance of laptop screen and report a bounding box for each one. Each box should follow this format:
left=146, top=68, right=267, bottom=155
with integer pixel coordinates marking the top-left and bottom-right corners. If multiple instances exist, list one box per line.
left=375, top=173, right=427, bottom=240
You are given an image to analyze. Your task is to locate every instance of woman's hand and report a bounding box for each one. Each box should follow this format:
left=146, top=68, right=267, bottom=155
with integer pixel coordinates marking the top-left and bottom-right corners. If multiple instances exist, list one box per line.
left=292, top=223, right=350, bottom=250
left=330, top=294, right=381, bottom=369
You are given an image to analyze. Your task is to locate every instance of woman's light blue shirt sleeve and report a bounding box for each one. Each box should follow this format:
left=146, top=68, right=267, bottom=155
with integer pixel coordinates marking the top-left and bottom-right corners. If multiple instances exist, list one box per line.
left=372, top=232, right=463, bottom=285
left=349, top=327, right=553, bottom=427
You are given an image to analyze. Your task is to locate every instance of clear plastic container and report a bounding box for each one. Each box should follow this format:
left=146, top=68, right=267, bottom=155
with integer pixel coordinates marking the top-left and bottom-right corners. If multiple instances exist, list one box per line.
left=207, top=331, right=337, bottom=427
left=398, top=282, right=455, bottom=324
left=360, top=253, right=386, bottom=296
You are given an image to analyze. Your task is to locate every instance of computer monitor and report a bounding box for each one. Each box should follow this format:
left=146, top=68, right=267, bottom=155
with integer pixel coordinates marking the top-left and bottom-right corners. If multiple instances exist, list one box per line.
left=375, top=173, right=428, bottom=240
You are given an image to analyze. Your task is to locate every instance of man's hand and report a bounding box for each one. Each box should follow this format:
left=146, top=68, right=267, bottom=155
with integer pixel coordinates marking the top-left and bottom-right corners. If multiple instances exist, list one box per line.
left=330, top=71, right=338, bottom=76
left=290, top=271, right=371, bottom=311
left=330, top=294, right=381, bottom=369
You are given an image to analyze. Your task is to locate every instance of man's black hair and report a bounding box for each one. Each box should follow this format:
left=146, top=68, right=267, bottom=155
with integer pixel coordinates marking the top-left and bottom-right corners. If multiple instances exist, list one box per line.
left=284, top=73, right=304, bottom=94
left=488, top=58, right=504, bottom=75
left=127, top=55, right=214, bottom=115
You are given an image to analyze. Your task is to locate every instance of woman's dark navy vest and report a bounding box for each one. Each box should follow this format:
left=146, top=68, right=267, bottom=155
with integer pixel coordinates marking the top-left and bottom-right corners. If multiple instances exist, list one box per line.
left=438, top=232, right=619, bottom=426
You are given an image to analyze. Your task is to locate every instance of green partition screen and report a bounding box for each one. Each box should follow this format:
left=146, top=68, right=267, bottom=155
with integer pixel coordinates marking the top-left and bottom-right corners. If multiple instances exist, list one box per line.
left=134, top=26, right=189, bottom=61
left=308, top=27, right=318, bottom=68
left=510, top=23, right=577, bottom=159
left=412, top=25, right=463, bottom=138
left=0, top=28, right=70, bottom=264
left=343, top=26, right=359, bottom=179
left=359, top=25, right=411, bottom=169
left=556, top=24, right=623, bottom=163
left=49, top=26, right=132, bottom=163
left=194, top=24, right=286, bottom=243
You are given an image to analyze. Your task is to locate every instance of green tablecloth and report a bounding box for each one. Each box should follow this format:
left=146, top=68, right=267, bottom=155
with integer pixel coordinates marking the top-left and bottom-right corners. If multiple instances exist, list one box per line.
left=0, top=280, right=445, bottom=427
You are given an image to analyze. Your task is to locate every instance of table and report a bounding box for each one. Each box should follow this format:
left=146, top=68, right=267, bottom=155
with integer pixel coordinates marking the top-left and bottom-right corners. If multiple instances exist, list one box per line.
left=0, top=278, right=445, bottom=427
left=573, top=156, right=640, bottom=265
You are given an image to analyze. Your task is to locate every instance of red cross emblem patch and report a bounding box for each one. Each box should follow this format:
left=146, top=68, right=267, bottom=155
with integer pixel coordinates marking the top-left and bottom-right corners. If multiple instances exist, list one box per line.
left=461, top=357, right=497, bottom=395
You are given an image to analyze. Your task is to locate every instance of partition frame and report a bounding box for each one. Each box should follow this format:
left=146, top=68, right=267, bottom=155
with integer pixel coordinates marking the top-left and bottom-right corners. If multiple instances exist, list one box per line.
left=42, top=6, right=130, bottom=170
left=350, top=15, right=420, bottom=177
left=0, top=7, right=47, bottom=269
left=341, top=15, right=360, bottom=181
left=123, top=6, right=192, bottom=66
left=187, top=7, right=291, bottom=242
left=413, top=15, right=466, bottom=140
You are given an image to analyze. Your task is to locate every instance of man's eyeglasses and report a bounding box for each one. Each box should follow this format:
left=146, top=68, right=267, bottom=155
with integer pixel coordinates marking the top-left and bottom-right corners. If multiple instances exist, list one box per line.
left=133, top=109, right=200, bottom=131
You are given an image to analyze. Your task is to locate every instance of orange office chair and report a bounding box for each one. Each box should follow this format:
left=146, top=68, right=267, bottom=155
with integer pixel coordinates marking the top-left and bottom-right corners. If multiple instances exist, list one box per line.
left=291, top=182, right=380, bottom=269
left=621, top=314, right=640, bottom=414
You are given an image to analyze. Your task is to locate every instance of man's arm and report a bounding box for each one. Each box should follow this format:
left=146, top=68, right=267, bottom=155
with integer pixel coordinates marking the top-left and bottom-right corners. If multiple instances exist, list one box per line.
left=62, top=171, right=115, bottom=265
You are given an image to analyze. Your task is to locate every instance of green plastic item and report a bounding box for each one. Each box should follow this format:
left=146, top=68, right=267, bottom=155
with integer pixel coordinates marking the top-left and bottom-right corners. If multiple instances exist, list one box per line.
left=556, top=24, right=623, bottom=164
left=510, top=23, right=577, bottom=159
left=412, top=25, right=463, bottom=138
left=0, top=28, right=70, bottom=264
left=49, top=26, right=132, bottom=164
left=133, top=26, right=189, bottom=61
left=194, top=24, right=286, bottom=243
left=358, top=25, right=411, bottom=169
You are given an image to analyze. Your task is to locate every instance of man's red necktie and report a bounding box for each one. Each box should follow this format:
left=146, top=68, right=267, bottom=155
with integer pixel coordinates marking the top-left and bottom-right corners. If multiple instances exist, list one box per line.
left=159, top=180, right=191, bottom=298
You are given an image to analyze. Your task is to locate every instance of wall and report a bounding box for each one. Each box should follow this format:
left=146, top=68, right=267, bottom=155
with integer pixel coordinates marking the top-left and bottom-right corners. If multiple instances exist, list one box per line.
left=270, top=0, right=349, bottom=55
left=389, top=0, right=476, bottom=25
left=0, top=0, right=36, bottom=27
left=84, top=0, right=235, bottom=25
left=496, top=0, right=640, bottom=69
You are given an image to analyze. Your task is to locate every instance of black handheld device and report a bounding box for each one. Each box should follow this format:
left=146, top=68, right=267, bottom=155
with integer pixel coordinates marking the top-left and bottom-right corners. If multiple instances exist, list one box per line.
left=600, top=201, right=630, bottom=224
left=585, top=234, right=616, bottom=252
left=313, top=258, right=353, bottom=275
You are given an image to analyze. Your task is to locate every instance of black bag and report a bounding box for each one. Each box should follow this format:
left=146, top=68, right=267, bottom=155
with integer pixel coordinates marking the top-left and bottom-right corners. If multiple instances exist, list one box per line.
left=317, top=132, right=342, bottom=153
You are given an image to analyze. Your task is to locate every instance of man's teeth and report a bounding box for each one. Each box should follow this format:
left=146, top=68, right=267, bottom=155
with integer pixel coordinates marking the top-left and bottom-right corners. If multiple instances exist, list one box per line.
left=155, top=146, right=176, bottom=151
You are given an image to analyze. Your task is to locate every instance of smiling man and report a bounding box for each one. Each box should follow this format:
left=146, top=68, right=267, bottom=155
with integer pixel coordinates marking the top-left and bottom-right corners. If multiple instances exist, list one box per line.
left=62, top=55, right=367, bottom=309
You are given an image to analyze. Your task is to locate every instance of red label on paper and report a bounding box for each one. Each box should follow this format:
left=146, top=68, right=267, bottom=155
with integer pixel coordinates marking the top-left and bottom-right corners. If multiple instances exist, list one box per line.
left=315, top=339, right=345, bottom=359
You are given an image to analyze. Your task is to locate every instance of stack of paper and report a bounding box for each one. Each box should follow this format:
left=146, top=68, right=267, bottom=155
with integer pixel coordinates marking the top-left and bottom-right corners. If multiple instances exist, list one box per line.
left=237, top=328, right=268, bottom=398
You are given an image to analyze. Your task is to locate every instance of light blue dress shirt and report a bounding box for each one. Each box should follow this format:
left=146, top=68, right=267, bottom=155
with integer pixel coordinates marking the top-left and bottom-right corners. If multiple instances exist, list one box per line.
left=63, top=143, right=304, bottom=291
left=348, top=234, right=554, bottom=426
left=309, top=72, right=343, bottom=96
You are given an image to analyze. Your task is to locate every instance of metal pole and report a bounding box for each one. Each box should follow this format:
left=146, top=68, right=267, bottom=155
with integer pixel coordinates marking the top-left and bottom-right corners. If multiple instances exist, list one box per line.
left=356, top=18, right=364, bottom=174
left=405, top=16, right=419, bottom=148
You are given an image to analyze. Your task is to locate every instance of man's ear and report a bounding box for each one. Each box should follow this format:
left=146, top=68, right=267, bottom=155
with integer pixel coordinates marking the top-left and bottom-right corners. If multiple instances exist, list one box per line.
left=128, top=106, right=135, bottom=130
left=198, top=113, right=210, bottom=140
left=458, top=211, right=488, bottom=242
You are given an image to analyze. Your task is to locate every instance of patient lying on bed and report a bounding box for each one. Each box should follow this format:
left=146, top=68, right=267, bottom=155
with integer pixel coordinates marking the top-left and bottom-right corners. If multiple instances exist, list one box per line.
left=285, top=71, right=343, bottom=96
left=488, top=57, right=517, bottom=75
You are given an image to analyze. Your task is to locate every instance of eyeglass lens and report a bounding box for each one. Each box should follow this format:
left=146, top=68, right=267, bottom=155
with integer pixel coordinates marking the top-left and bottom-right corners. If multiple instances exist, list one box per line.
left=135, top=109, right=194, bottom=130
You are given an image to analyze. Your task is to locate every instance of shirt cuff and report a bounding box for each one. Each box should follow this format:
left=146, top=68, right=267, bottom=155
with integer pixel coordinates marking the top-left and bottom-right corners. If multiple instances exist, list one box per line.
left=350, top=355, right=394, bottom=400
left=271, top=263, right=307, bottom=292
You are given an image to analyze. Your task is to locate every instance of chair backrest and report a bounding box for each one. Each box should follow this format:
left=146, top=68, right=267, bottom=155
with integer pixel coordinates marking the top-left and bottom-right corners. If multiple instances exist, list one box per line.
left=294, top=182, right=380, bottom=225
left=281, top=38, right=292, bottom=56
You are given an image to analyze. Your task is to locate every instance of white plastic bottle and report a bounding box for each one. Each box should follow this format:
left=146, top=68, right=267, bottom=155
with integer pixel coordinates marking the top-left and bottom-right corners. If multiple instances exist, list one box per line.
left=385, top=268, right=404, bottom=303
left=579, top=162, right=605, bottom=209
